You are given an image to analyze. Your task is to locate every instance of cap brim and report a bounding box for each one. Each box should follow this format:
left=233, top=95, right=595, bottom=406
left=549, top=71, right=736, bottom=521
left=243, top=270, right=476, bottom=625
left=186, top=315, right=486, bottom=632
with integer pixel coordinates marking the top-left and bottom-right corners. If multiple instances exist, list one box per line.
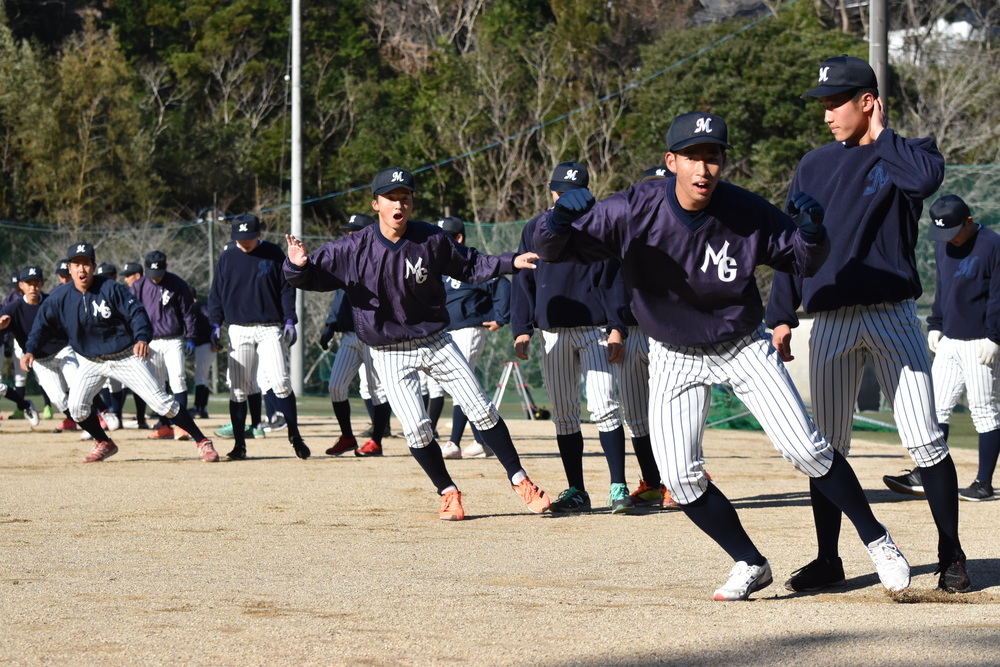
left=667, top=137, right=733, bottom=153
left=146, top=269, right=166, bottom=279
left=372, top=184, right=416, bottom=196
left=231, top=231, right=259, bottom=240
left=928, top=225, right=963, bottom=242
left=550, top=182, right=585, bottom=193
left=802, top=84, right=859, bottom=98
left=67, top=254, right=94, bottom=263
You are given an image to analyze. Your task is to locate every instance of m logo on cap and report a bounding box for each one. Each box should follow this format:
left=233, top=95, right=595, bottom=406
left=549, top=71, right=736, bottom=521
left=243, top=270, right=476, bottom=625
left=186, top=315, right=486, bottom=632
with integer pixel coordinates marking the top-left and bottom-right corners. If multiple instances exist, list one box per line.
left=564, top=169, right=579, bottom=181
left=655, top=168, right=666, bottom=176
left=28, top=268, right=36, bottom=276
left=76, top=244, right=87, bottom=253
left=391, top=171, right=404, bottom=183
left=818, top=66, right=830, bottom=82
left=694, top=117, right=713, bottom=134
left=151, top=262, right=159, bottom=269
left=239, top=223, right=248, bottom=232
left=934, top=218, right=946, bottom=228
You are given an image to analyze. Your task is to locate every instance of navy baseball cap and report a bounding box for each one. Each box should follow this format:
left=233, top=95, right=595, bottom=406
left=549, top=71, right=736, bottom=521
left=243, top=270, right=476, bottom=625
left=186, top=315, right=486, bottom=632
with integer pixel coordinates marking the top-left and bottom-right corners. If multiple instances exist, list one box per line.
left=56, top=259, right=69, bottom=277
left=96, top=262, right=117, bottom=277
left=436, top=216, right=465, bottom=237
left=122, top=262, right=143, bottom=277
left=928, top=195, right=972, bottom=242
left=343, top=213, right=375, bottom=231
left=666, top=112, right=733, bottom=152
left=371, top=167, right=416, bottom=196
left=550, top=161, right=589, bottom=192
left=641, top=166, right=669, bottom=181
left=803, top=55, right=878, bottom=98
left=67, top=242, right=96, bottom=263
left=19, top=265, right=43, bottom=283
left=145, top=251, right=168, bottom=279
left=10, top=270, right=18, bottom=285
left=231, top=213, right=262, bottom=240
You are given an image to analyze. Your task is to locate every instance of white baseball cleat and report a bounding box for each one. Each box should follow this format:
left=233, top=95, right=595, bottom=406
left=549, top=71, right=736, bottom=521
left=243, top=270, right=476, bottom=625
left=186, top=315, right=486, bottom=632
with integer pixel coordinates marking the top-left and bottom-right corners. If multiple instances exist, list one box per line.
left=440, top=441, right=461, bottom=459
left=866, top=526, right=911, bottom=592
left=24, top=401, right=41, bottom=428
left=713, top=560, right=773, bottom=601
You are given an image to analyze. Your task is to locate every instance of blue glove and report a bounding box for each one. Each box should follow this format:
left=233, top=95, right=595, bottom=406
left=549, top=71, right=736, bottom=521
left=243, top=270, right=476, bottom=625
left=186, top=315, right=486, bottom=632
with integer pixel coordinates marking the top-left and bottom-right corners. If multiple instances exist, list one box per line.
left=283, top=319, right=297, bottom=347
left=185, top=339, right=196, bottom=356
left=210, top=324, right=221, bottom=348
left=787, top=191, right=825, bottom=243
left=547, top=188, right=595, bottom=234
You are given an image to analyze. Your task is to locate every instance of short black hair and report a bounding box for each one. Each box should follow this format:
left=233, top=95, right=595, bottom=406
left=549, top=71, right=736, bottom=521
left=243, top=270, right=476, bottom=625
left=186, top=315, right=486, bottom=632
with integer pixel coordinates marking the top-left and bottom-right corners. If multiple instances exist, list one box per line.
left=852, top=86, right=879, bottom=101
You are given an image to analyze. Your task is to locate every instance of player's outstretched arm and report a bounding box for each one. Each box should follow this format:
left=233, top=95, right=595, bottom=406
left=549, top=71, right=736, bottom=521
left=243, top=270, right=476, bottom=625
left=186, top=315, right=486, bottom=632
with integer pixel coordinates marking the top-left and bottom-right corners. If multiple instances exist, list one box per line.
left=514, top=252, right=538, bottom=270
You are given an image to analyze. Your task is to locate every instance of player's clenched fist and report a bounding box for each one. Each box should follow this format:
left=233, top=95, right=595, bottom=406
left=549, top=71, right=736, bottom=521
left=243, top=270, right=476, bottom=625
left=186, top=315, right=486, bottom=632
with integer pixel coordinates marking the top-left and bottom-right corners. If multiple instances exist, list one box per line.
left=514, top=334, right=531, bottom=360
left=548, top=187, right=595, bottom=233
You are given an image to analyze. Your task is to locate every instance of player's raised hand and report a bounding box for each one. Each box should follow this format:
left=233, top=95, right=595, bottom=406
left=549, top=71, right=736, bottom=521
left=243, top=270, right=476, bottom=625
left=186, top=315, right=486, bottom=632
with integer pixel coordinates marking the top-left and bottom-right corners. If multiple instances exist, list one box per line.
left=549, top=188, right=595, bottom=233
left=286, top=234, right=309, bottom=266
left=514, top=252, right=539, bottom=270
left=869, top=95, right=887, bottom=142
left=772, top=324, right=794, bottom=362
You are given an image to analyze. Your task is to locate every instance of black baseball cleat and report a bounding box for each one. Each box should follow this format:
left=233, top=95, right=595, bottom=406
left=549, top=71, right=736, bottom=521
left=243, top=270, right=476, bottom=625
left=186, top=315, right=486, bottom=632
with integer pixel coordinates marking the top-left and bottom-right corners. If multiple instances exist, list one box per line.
left=290, top=435, right=310, bottom=459
left=784, top=557, right=846, bottom=592
left=882, top=469, right=925, bottom=497
left=226, top=446, right=247, bottom=461
left=937, top=553, right=971, bottom=593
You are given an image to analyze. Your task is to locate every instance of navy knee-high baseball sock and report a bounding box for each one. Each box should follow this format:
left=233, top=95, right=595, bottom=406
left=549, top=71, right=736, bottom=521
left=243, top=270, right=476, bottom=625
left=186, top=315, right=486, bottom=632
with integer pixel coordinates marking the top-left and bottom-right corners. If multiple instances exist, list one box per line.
left=247, top=392, right=262, bottom=427
left=194, top=385, right=208, bottom=412
left=3, top=388, right=30, bottom=411
left=449, top=406, right=469, bottom=446
left=428, top=396, right=445, bottom=432
left=556, top=432, right=586, bottom=491
left=682, top=483, right=765, bottom=566
left=170, top=407, right=205, bottom=441
left=918, top=454, right=963, bottom=561
left=111, top=390, right=126, bottom=418
left=598, top=426, right=627, bottom=485
left=174, top=391, right=188, bottom=411
left=976, top=429, right=1000, bottom=486
left=92, top=394, right=108, bottom=413
left=476, top=419, right=524, bottom=483
left=939, top=423, right=950, bottom=442
left=363, top=398, right=375, bottom=422
left=271, top=392, right=300, bottom=438
left=371, top=403, right=392, bottom=445
left=810, top=451, right=883, bottom=545
left=421, top=393, right=430, bottom=409
left=630, top=434, right=661, bottom=486
left=134, top=395, right=147, bottom=423
left=264, top=389, right=278, bottom=421
left=809, top=478, right=843, bottom=561
left=230, top=401, right=248, bottom=449
left=77, top=411, right=109, bottom=442
left=332, top=400, right=354, bottom=437
left=409, top=442, right=455, bottom=493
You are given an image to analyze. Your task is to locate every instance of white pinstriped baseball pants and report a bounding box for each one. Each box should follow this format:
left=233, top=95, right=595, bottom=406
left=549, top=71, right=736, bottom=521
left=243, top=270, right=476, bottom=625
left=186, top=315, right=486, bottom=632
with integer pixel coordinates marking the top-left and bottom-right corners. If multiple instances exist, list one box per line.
left=616, top=325, right=650, bottom=438
left=30, top=345, right=79, bottom=413
left=11, top=340, right=26, bottom=388
left=148, top=337, right=187, bottom=394
left=540, top=326, right=622, bottom=435
left=226, top=323, right=292, bottom=402
left=370, top=331, right=499, bottom=448
left=649, top=326, right=834, bottom=505
left=425, top=327, right=487, bottom=400
left=327, top=332, right=385, bottom=404
left=69, top=351, right=179, bottom=422
left=932, top=336, right=1000, bottom=433
left=809, top=301, right=948, bottom=467
left=193, top=343, right=214, bottom=386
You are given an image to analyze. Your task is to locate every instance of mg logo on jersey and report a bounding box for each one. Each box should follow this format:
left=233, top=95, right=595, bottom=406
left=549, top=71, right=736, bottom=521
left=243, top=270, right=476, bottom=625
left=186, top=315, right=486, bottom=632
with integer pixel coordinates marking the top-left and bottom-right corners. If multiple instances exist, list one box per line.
left=818, top=66, right=830, bottom=82
left=954, top=256, right=979, bottom=279
left=91, top=299, right=112, bottom=319
left=863, top=163, right=890, bottom=196
left=700, top=241, right=737, bottom=282
left=160, top=289, right=173, bottom=306
left=694, top=117, right=713, bottom=134
left=405, top=257, right=428, bottom=284
left=391, top=171, right=405, bottom=183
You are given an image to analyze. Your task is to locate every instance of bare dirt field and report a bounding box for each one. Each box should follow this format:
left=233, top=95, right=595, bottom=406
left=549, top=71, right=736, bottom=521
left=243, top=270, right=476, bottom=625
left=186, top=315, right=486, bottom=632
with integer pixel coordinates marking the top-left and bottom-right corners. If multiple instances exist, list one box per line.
left=2, top=415, right=998, bottom=665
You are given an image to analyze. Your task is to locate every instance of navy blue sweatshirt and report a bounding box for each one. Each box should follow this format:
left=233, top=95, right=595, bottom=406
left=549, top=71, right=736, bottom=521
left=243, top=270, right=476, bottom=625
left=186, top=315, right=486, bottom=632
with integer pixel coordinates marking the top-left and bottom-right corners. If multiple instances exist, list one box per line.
left=26, top=276, right=151, bottom=358
left=767, top=129, right=944, bottom=327
left=209, top=241, right=297, bottom=326
left=927, top=225, right=1000, bottom=344
left=324, top=291, right=355, bottom=333
left=0, top=293, right=68, bottom=358
left=443, top=272, right=511, bottom=331
left=512, top=213, right=626, bottom=338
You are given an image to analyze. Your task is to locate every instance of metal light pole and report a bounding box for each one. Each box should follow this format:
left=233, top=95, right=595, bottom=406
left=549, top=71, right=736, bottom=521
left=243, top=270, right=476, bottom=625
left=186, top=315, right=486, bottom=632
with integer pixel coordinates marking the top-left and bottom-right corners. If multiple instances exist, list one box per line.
left=290, top=0, right=304, bottom=395
left=869, top=0, right=889, bottom=100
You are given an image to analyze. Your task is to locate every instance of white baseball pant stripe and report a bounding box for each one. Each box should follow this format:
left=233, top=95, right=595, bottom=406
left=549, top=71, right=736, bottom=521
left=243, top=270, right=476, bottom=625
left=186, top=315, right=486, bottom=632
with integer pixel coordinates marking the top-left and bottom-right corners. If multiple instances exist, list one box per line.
left=148, top=337, right=187, bottom=394
left=328, top=332, right=386, bottom=404
left=30, top=346, right=79, bottom=413
left=227, top=324, right=291, bottom=402
left=649, top=326, right=834, bottom=505
left=193, top=343, right=214, bottom=386
left=540, top=326, right=622, bottom=435
left=12, top=339, right=26, bottom=388
left=425, top=327, right=487, bottom=400
left=69, top=352, right=179, bottom=423
left=809, top=300, right=948, bottom=467
left=616, top=325, right=650, bottom=438
left=371, top=332, right=499, bottom=448
left=932, top=336, right=1000, bottom=433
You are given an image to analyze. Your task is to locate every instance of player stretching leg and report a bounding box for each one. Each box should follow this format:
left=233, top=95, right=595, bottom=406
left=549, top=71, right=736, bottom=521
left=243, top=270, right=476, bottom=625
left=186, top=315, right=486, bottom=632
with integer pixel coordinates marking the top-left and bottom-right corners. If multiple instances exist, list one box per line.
left=534, top=112, right=911, bottom=601
left=22, top=243, right=218, bottom=463
left=767, top=56, right=969, bottom=593
left=284, top=167, right=551, bottom=520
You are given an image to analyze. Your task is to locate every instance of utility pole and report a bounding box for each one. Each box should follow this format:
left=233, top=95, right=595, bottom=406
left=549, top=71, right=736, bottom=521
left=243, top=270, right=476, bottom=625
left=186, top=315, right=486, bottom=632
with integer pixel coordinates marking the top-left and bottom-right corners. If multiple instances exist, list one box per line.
left=290, top=0, right=304, bottom=395
left=869, top=0, right=889, bottom=101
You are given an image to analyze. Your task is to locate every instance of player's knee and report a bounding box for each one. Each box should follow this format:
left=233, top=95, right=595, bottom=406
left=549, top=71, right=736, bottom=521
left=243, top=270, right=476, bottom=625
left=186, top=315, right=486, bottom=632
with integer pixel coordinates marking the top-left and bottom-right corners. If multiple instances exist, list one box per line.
left=466, top=404, right=500, bottom=431
left=405, top=422, right=435, bottom=448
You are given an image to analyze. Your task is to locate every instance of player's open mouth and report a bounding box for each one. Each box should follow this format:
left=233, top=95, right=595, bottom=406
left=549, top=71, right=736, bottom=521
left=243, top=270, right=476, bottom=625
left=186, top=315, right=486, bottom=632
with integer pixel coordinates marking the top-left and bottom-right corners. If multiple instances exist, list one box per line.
left=393, top=212, right=403, bottom=220
left=693, top=181, right=711, bottom=193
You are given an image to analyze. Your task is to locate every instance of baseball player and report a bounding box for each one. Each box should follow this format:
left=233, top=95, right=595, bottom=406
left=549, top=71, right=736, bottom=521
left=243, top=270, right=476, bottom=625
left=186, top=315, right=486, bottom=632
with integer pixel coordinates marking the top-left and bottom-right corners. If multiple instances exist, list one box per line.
left=431, top=216, right=512, bottom=459
left=322, top=213, right=393, bottom=457
left=534, top=111, right=912, bottom=601
left=890, top=195, right=999, bottom=503
left=130, top=250, right=198, bottom=440
left=511, top=161, right=632, bottom=514
left=3, top=271, right=30, bottom=416
left=96, top=263, right=118, bottom=281
left=22, top=243, right=218, bottom=463
left=0, top=267, right=47, bottom=426
left=208, top=214, right=309, bottom=460
left=189, top=297, right=215, bottom=419
left=766, top=55, right=969, bottom=594
left=284, top=166, right=552, bottom=521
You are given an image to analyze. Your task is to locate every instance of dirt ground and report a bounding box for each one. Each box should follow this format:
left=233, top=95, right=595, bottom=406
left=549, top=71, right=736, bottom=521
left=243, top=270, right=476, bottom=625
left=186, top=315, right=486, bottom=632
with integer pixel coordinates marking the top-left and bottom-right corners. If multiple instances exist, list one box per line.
left=2, top=414, right=998, bottom=665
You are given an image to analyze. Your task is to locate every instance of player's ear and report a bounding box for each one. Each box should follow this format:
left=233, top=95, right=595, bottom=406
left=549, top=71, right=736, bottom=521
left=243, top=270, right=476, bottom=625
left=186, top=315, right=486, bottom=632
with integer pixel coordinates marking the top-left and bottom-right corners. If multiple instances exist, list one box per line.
left=664, top=152, right=678, bottom=174
left=371, top=198, right=379, bottom=212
